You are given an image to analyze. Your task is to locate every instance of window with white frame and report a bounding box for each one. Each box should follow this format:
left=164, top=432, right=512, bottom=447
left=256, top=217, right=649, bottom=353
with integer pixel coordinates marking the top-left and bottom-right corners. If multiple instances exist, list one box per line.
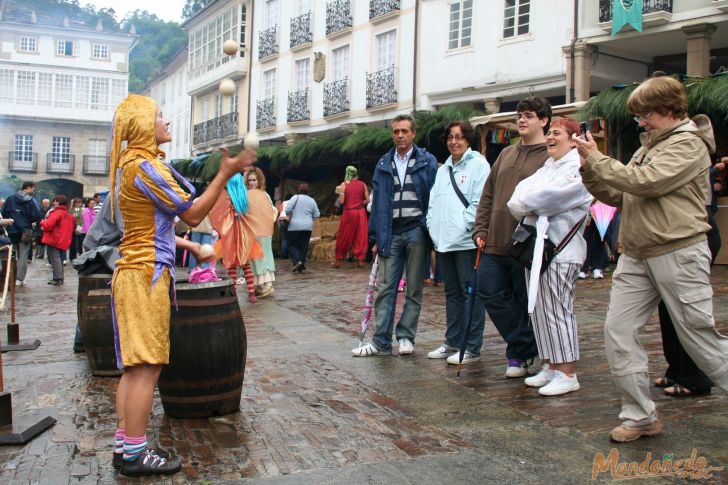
left=0, top=69, right=13, bottom=102
left=75, top=76, right=89, bottom=109
left=331, top=45, right=350, bottom=81
left=184, top=109, right=190, bottom=143
left=16, top=71, right=35, bottom=105
left=160, top=81, right=167, bottom=107
left=91, top=77, right=109, bottom=110
left=88, top=139, right=107, bottom=158
left=263, top=68, right=276, bottom=99
left=56, top=40, right=75, bottom=56
left=111, top=79, right=127, bottom=107
left=55, top=74, right=73, bottom=108
left=295, top=0, right=311, bottom=15
left=38, top=73, right=52, bottom=106
left=503, top=0, right=530, bottom=38
left=375, top=30, right=396, bottom=71
left=214, top=93, right=222, bottom=118
left=202, top=96, right=209, bottom=121
left=448, top=0, right=473, bottom=49
left=294, top=58, right=310, bottom=92
left=230, top=81, right=239, bottom=112
left=92, top=43, right=109, bottom=59
left=19, top=36, right=37, bottom=52
left=14, top=135, right=33, bottom=162
left=265, top=0, right=279, bottom=29
left=189, top=5, right=243, bottom=78
left=51, top=136, right=71, bottom=164
left=239, top=5, right=247, bottom=56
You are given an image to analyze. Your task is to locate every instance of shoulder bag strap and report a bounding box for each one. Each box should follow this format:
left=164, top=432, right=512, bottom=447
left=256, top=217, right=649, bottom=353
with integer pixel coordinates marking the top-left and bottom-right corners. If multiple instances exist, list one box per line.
left=289, top=195, right=299, bottom=216
left=553, top=214, right=588, bottom=254
left=448, top=166, right=469, bottom=209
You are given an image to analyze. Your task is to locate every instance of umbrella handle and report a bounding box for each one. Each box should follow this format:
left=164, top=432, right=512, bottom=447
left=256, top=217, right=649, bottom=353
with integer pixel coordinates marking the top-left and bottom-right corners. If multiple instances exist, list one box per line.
left=473, top=246, right=482, bottom=271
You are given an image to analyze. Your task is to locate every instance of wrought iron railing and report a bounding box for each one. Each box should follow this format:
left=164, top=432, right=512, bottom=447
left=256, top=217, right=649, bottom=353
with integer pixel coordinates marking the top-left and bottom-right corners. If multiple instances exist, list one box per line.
left=192, top=112, right=239, bottom=145
left=323, top=78, right=349, bottom=117
left=369, top=0, right=400, bottom=20
left=256, top=97, right=276, bottom=129
left=326, top=0, right=352, bottom=36
left=366, top=67, right=397, bottom=108
left=287, top=89, right=310, bottom=122
left=83, top=155, right=109, bottom=175
left=290, top=12, right=313, bottom=48
left=46, top=153, right=75, bottom=174
left=258, top=26, right=278, bottom=59
left=8, top=152, right=37, bottom=172
left=599, top=0, right=672, bottom=23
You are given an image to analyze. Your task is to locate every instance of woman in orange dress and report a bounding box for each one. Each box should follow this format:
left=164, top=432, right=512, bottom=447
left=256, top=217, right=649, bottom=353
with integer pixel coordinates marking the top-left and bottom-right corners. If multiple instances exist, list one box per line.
left=244, top=168, right=278, bottom=298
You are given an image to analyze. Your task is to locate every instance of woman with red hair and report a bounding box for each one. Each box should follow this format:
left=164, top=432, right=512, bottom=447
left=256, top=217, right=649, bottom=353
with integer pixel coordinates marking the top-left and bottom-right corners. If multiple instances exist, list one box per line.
left=507, top=117, right=592, bottom=396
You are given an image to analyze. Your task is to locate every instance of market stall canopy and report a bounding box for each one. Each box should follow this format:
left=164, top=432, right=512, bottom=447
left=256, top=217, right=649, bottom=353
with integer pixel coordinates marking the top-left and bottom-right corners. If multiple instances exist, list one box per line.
left=470, top=102, right=589, bottom=130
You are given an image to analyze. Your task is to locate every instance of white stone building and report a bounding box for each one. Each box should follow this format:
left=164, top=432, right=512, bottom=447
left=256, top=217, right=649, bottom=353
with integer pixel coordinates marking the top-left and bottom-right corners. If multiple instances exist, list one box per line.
left=141, top=47, right=192, bottom=161
left=249, top=0, right=416, bottom=143
left=183, top=0, right=252, bottom=157
left=0, top=1, right=136, bottom=196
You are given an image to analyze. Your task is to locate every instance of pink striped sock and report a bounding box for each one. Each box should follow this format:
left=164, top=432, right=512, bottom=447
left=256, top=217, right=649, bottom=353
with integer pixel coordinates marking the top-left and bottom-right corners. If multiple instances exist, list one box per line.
left=114, top=428, right=125, bottom=455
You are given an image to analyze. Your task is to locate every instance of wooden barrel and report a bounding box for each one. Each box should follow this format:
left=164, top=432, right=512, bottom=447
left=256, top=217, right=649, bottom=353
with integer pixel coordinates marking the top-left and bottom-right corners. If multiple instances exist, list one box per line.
left=158, top=278, right=246, bottom=418
left=77, top=273, right=121, bottom=377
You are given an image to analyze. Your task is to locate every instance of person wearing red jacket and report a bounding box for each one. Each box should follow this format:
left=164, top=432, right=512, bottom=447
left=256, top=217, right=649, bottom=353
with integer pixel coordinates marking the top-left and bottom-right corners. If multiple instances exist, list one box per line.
left=41, top=195, right=75, bottom=285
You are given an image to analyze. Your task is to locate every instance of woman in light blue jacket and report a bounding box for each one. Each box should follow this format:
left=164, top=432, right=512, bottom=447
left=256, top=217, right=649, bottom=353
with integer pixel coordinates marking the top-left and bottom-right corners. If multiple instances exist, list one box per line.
left=426, top=121, right=491, bottom=365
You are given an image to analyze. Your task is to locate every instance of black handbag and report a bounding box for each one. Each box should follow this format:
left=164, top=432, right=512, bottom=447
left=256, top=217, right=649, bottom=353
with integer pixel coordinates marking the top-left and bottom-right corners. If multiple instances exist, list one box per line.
left=507, top=216, right=586, bottom=273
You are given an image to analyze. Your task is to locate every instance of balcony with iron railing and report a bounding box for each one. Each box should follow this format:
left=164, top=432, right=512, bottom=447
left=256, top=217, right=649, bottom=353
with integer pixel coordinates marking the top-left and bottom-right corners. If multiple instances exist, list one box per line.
left=258, top=26, right=279, bottom=60
left=369, top=0, right=400, bottom=22
left=256, top=97, right=276, bottom=130
left=193, top=112, right=240, bottom=146
left=46, top=154, right=75, bottom=174
left=324, top=78, right=350, bottom=117
left=599, top=0, right=672, bottom=28
left=287, top=89, right=310, bottom=123
left=83, top=155, right=110, bottom=175
left=367, top=67, right=397, bottom=109
left=290, top=12, right=313, bottom=49
left=326, top=0, right=352, bottom=38
left=8, top=152, right=38, bottom=173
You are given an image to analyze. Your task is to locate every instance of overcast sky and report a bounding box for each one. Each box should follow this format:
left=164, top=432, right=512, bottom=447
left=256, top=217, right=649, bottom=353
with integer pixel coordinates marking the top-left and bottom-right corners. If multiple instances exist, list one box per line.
left=84, top=0, right=187, bottom=23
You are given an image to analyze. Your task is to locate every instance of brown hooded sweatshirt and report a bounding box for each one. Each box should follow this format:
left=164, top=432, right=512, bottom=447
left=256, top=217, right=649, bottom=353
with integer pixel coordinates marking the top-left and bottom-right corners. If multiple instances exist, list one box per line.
left=472, top=141, right=549, bottom=255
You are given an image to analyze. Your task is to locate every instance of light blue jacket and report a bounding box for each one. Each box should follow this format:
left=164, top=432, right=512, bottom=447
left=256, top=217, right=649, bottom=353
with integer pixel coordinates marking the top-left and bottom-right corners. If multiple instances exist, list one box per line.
left=426, top=148, right=490, bottom=252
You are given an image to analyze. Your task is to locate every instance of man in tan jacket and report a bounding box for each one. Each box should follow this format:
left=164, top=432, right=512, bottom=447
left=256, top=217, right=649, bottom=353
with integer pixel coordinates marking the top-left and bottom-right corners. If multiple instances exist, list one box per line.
left=472, top=96, right=552, bottom=377
left=575, top=76, right=728, bottom=443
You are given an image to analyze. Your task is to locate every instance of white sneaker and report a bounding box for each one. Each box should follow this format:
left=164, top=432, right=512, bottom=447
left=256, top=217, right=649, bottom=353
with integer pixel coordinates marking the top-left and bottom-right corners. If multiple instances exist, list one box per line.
left=577, top=271, right=587, bottom=279
left=427, top=345, right=456, bottom=359
left=352, top=343, right=380, bottom=357
left=236, top=277, right=245, bottom=285
left=398, top=338, right=414, bottom=355
left=524, top=364, right=552, bottom=387
left=592, top=269, right=604, bottom=279
left=538, top=370, right=580, bottom=396
left=505, top=359, right=527, bottom=378
left=446, top=351, right=480, bottom=365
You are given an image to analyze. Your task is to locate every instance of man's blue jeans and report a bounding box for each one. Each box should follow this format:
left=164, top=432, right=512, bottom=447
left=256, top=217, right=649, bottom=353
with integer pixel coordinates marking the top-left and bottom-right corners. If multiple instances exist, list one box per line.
left=439, top=249, right=486, bottom=355
left=372, top=227, right=427, bottom=350
left=189, top=232, right=212, bottom=268
left=476, top=253, right=538, bottom=360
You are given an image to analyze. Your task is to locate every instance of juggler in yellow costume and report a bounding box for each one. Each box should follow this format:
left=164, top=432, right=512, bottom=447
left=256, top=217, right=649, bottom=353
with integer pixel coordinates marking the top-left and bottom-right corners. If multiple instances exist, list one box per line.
left=110, top=95, right=195, bottom=368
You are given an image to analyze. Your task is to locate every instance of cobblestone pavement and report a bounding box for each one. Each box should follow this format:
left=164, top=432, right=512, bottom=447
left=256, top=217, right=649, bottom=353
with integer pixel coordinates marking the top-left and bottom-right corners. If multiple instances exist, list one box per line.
left=0, top=258, right=727, bottom=484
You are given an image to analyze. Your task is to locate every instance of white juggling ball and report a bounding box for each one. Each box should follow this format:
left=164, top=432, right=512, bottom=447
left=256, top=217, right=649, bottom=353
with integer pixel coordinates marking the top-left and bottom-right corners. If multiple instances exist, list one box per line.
left=244, top=132, right=260, bottom=150
left=219, top=78, right=235, bottom=96
left=223, top=39, right=238, bottom=56
left=199, top=244, right=215, bottom=260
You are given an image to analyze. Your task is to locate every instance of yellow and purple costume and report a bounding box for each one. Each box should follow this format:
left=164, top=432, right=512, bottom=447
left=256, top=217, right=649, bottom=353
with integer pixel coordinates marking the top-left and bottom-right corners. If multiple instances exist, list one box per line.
left=109, top=95, right=195, bottom=368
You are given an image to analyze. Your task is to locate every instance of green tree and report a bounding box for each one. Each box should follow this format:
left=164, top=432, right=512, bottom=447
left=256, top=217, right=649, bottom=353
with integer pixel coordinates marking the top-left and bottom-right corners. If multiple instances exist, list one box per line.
left=182, top=0, right=213, bottom=20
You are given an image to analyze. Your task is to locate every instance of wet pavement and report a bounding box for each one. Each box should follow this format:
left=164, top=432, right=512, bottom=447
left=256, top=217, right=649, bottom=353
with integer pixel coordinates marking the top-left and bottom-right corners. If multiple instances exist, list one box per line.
left=0, top=258, right=727, bottom=484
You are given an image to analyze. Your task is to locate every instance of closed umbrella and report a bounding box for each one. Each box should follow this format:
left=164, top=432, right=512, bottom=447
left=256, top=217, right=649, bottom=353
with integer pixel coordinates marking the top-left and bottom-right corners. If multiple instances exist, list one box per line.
left=590, top=201, right=617, bottom=241
left=457, top=248, right=482, bottom=377
left=357, top=256, right=379, bottom=348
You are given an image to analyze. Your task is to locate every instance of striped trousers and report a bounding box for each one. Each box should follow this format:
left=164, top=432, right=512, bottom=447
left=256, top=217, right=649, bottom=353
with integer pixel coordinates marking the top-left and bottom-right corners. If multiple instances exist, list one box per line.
left=528, top=262, right=581, bottom=364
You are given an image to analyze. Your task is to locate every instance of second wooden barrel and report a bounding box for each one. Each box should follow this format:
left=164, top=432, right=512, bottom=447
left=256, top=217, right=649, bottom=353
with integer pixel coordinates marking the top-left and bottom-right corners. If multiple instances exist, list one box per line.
left=158, top=278, right=246, bottom=418
left=77, top=273, right=121, bottom=377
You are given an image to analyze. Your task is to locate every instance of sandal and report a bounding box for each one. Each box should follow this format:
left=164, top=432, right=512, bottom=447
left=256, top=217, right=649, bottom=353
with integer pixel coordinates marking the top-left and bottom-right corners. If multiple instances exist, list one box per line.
left=664, top=384, right=711, bottom=398
left=654, top=377, right=674, bottom=388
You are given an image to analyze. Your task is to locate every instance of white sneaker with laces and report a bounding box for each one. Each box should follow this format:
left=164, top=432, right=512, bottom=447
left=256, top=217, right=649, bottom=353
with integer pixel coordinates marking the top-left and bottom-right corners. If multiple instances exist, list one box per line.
left=398, top=338, right=414, bottom=355
left=577, top=271, right=587, bottom=279
left=592, top=269, right=604, bottom=279
left=427, top=345, right=455, bottom=359
left=538, top=370, right=580, bottom=396
left=352, top=343, right=380, bottom=357
left=524, top=364, right=552, bottom=387
left=446, top=351, right=480, bottom=365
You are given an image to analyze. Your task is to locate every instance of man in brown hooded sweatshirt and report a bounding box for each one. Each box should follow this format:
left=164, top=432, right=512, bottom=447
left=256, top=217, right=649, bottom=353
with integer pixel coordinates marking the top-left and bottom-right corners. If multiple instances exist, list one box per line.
left=472, top=96, right=552, bottom=378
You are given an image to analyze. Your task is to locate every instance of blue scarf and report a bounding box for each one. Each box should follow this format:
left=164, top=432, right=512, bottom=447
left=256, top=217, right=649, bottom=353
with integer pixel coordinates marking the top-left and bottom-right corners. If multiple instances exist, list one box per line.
left=226, top=173, right=248, bottom=215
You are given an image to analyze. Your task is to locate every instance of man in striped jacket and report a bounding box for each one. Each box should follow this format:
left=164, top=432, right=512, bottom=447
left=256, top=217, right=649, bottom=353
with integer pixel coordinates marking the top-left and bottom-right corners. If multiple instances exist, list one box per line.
left=352, top=114, right=437, bottom=357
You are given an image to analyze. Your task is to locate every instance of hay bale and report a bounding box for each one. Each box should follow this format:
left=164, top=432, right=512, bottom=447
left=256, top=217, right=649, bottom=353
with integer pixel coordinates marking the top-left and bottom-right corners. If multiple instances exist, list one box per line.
left=308, top=238, right=336, bottom=261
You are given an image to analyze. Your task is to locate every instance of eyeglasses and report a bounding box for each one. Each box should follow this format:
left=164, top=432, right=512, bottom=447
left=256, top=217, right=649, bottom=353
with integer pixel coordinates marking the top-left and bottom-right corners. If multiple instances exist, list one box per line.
left=447, top=134, right=465, bottom=142
left=633, top=112, right=654, bottom=123
left=514, top=113, right=538, bottom=123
